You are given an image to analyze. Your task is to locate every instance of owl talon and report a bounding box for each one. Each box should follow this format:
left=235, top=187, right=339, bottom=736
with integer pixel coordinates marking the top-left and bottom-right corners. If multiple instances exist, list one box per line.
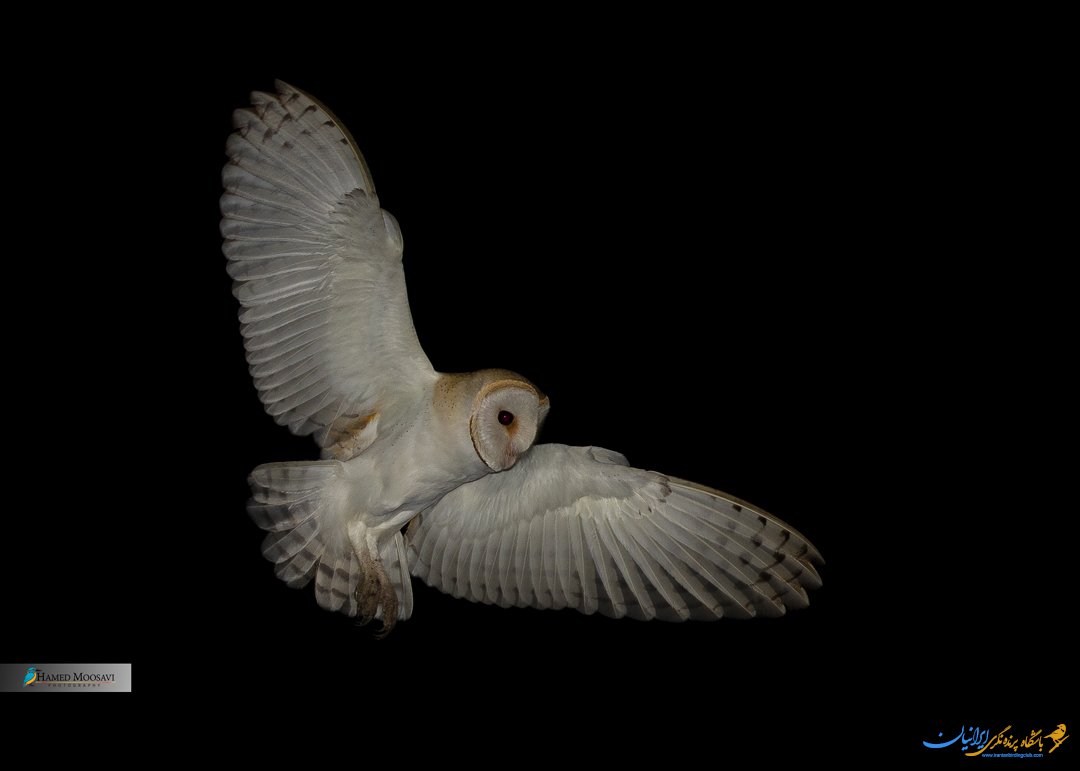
left=354, top=547, right=399, bottom=637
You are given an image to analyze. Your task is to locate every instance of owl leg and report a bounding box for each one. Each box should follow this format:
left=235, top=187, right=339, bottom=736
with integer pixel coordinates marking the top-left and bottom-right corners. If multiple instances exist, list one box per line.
left=354, top=544, right=399, bottom=638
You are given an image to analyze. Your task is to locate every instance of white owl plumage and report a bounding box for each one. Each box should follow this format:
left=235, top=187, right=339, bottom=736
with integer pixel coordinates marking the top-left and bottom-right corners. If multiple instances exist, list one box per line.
left=222, top=80, right=823, bottom=635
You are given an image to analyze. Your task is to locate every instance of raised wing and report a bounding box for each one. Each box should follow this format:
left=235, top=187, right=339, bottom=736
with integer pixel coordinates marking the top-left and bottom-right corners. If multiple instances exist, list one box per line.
left=407, top=444, right=823, bottom=621
left=222, top=81, right=435, bottom=448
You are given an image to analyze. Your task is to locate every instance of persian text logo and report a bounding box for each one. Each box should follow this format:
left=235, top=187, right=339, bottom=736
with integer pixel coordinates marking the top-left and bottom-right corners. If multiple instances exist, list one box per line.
left=923, top=725, right=1069, bottom=756
left=23, top=667, right=38, bottom=687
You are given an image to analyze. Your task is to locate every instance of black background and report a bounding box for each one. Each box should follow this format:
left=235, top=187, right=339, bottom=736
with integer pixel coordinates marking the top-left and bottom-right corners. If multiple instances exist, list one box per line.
left=7, top=26, right=1069, bottom=754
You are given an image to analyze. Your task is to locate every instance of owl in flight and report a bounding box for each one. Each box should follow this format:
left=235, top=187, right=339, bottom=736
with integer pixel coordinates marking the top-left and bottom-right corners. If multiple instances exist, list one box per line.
left=222, top=81, right=823, bottom=636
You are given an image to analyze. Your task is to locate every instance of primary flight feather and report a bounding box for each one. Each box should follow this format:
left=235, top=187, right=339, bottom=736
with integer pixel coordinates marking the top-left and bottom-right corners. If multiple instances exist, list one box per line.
left=222, top=80, right=823, bottom=635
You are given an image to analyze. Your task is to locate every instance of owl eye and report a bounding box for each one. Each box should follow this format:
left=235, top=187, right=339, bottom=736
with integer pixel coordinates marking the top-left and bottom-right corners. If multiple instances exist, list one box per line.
left=498, top=410, right=515, bottom=426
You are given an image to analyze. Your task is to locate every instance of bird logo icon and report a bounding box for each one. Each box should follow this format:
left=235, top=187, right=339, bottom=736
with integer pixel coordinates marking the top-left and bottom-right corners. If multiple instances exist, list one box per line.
left=23, top=667, right=36, bottom=687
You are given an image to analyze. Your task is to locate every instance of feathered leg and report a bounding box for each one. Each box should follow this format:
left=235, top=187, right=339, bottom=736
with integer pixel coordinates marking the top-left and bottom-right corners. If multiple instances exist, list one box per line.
left=355, top=543, right=400, bottom=638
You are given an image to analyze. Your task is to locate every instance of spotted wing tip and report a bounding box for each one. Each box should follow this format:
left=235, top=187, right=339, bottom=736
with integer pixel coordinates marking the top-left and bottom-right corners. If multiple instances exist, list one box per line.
left=274, top=79, right=299, bottom=96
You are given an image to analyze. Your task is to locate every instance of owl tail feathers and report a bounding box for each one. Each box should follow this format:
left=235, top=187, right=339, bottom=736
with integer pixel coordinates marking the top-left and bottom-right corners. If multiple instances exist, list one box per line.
left=246, top=461, right=413, bottom=624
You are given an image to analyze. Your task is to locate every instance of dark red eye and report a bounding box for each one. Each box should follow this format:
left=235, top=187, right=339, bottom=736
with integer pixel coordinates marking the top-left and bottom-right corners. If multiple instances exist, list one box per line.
left=498, top=410, right=514, bottom=426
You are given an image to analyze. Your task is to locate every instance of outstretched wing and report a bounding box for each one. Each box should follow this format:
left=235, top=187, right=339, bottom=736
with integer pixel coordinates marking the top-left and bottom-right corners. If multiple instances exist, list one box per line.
left=222, top=80, right=435, bottom=448
left=407, top=444, right=823, bottom=621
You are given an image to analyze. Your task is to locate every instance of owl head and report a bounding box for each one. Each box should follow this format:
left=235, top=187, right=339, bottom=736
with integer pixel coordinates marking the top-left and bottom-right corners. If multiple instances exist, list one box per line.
left=468, top=369, right=549, bottom=472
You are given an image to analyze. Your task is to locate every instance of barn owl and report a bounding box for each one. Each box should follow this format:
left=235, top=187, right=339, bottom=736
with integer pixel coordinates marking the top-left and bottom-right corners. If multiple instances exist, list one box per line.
left=222, top=80, right=823, bottom=636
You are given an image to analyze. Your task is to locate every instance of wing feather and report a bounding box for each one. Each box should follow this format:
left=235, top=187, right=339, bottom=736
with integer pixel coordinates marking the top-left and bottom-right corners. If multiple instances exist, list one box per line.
left=315, top=549, right=350, bottom=613
left=584, top=501, right=628, bottom=618
left=662, top=497, right=783, bottom=615
left=594, top=504, right=656, bottom=620
left=567, top=514, right=598, bottom=615
left=643, top=508, right=752, bottom=618
left=453, top=535, right=473, bottom=600
left=411, top=518, right=438, bottom=585
left=464, top=530, right=488, bottom=603
left=429, top=525, right=453, bottom=594
left=514, top=518, right=533, bottom=607
left=407, top=444, right=824, bottom=622
left=496, top=522, right=518, bottom=607
left=528, top=514, right=548, bottom=609
left=479, top=530, right=502, bottom=605
left=222, top=80, right=435, bottom=446
left=624, top=516, right=713, bottom=619
left=551, top=508, right=571, bottom=610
